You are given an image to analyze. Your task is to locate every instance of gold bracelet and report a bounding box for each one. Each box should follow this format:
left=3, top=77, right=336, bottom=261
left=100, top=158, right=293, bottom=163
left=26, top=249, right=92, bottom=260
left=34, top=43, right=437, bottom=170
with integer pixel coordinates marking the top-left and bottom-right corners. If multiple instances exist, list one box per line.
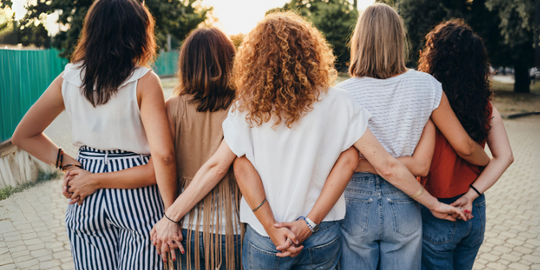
left=410, top=186, right=424, bottom=199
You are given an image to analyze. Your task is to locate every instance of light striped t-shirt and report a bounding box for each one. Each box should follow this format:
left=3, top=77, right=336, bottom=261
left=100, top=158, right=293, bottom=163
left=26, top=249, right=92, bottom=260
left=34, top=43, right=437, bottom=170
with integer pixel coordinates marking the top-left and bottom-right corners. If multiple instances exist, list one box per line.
left=336, top=69, right=442, bottom=158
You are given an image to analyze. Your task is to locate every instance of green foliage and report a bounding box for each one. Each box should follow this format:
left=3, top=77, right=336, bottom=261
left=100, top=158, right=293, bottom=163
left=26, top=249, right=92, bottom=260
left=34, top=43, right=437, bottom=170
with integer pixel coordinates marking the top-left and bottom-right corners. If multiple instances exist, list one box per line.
left=0, top=0, right=12, bottom=9
left=22, top=0, right=209, bottom=59
left=400, top=0, right=533, bottom=93
left=485, top=0, right=534, bottom=93
left=18, top=0, right=51, bottom=48
left=230, top=33, right=244, bottom=49
left=0, top=8, right=17, bottom=44
left=268, top=0, right=358, bottom=71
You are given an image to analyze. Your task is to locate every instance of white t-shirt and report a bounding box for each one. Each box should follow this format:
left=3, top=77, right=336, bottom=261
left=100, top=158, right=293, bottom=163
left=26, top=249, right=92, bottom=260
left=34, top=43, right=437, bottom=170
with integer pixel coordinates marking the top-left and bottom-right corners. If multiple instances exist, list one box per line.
left=336, top=69, right=443, bottom=158
left=222, top=88, right=372, bottom=236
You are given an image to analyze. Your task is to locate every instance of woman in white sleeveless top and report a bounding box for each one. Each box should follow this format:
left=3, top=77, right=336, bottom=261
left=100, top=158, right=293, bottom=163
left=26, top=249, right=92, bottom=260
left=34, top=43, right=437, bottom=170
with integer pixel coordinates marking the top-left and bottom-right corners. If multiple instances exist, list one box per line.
left=12, top=1, right=177, bottom=269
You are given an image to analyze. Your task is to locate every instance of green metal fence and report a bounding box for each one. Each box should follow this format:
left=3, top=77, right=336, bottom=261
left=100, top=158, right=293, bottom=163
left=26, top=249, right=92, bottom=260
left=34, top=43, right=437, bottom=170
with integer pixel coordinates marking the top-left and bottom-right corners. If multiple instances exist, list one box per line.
left=0, top=49, right=178, bottom=142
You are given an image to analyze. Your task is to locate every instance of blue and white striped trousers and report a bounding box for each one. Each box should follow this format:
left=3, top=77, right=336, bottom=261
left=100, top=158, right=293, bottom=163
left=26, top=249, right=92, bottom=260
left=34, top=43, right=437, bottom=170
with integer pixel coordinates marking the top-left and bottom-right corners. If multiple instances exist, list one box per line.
left=65, top=146, right=164, bottom=270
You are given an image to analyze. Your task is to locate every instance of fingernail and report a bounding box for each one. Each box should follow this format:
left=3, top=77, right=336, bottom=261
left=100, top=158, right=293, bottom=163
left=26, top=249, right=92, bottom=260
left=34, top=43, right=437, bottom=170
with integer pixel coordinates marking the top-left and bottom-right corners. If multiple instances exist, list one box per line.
left=173, top=258, right=176, bottom=261
left=181, top=251, right=185, bottom=254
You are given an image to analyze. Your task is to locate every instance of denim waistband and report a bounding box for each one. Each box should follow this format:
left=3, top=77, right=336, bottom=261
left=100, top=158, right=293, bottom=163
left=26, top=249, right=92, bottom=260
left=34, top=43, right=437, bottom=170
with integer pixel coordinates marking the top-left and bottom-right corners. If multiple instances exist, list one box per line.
left=347, top=172, right=409, bottom=196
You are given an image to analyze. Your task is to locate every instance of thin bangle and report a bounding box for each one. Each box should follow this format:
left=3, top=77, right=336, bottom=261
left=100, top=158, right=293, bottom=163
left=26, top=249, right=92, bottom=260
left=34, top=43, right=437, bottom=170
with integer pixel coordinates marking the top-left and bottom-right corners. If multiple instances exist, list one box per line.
left=164, top=213, right=180, bottom=224
left=252, top=198, right=267, bottom=212
left=63, top=164, right=84, bottom=170
left=55, top=148, right=62, bottom=169
left=410, top=186, right=424, bottom=199
left=470, top=184, right=482, bottom=196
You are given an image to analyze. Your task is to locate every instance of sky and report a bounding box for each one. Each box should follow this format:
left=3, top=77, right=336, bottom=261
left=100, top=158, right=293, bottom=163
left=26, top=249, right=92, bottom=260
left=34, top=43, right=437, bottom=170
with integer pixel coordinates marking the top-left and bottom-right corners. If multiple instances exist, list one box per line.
left=10, top=0, right=376, bottom=36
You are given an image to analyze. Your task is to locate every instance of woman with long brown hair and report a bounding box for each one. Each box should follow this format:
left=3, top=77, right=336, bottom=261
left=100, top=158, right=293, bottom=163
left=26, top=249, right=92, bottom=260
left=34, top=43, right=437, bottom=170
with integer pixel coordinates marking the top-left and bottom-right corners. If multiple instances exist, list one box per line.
left=152, top=12, right=464, bottom=269
left=11, top=0, right=177, bottom=269
left=417, top=19, right=513, bottom=270
left=64, top=27, right=243, bottom=269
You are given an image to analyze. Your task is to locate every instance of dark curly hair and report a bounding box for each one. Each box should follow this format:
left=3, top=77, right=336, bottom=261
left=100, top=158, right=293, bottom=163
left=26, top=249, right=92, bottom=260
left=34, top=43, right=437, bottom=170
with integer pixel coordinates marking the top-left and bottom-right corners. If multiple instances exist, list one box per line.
left=418, top=19, right=492, bottom=143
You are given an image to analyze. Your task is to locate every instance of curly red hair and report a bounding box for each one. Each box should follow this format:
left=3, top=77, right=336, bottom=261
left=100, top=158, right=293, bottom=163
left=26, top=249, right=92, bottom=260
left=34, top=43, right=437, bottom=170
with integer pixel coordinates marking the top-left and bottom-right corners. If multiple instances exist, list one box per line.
left=232, top=12, right=337, bottom=128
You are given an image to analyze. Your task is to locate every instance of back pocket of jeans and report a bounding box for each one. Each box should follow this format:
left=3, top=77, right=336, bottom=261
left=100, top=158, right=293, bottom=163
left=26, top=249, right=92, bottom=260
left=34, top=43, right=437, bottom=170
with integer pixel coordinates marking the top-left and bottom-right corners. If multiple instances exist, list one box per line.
left=389, top=198, right=421, bottom=237
left=247, top=241, right=278, bottom=270
left=341, top=198, right=372, bottom=236
left=420, top=205, right=456, bottom=244
left=308, top=234, right=341, bottom=269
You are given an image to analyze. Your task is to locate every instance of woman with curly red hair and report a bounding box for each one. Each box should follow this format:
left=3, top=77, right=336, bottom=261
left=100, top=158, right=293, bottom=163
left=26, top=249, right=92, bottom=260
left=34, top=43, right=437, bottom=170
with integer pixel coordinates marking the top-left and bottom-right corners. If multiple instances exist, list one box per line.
left=417, top=19, right=513, bottom=270
left=153, top=12, right=464, bottom=269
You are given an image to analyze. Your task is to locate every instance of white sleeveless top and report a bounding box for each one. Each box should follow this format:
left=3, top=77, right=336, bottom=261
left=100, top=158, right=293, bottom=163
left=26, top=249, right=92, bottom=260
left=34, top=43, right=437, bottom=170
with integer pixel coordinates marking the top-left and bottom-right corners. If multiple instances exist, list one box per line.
left=61, top=63, right=151, bottom=154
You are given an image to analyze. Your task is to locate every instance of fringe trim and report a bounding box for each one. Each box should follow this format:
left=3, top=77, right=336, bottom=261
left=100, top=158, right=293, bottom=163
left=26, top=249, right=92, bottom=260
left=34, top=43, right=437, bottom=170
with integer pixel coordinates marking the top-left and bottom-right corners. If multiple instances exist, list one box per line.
left=176, top=170, right=244, bottom=270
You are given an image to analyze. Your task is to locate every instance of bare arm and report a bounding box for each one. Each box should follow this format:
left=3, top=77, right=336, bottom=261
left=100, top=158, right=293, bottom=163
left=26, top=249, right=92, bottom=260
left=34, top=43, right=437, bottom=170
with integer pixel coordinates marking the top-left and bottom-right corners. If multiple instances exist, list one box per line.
left=356, top=120, right=436, bottom=177
left=274, top=147, right=359, bottom=248
left=65, top=97, right=180, bottom=204
left=64, top=159, right=156, bottom=204
left=138, top=72, right=177, bottom=209
left=354, top=128, right=466, bottom=221
left=233, top=156, right=302, bottom=257
left=431, top=92, right=490, bottom=166
left=12, top=74, right=80, bottom=168
left=306, top=147, right=359, bottom=224
left=164, top=141, right=236, bottom=221
left=451, top=106, right=513, bottom=214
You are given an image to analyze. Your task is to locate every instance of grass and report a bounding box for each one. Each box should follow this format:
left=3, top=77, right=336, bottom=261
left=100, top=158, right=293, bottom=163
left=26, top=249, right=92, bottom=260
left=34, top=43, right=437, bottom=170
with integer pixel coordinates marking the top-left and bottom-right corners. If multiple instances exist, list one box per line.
left=0, top=169, right=62, bottom=201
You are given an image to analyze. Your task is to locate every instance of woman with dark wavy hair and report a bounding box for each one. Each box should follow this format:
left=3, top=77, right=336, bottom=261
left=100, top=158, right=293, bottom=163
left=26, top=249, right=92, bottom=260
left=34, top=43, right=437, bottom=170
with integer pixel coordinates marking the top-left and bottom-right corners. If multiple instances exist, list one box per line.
left=12, top=0, right=177, bottom=269
left=417, top=19, right=514, bottom=270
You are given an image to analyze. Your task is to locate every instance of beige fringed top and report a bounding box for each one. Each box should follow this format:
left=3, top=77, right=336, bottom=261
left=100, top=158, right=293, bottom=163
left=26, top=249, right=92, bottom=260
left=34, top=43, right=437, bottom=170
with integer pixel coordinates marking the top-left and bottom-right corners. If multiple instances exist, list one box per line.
left=167, top=94, right=242, bottom=270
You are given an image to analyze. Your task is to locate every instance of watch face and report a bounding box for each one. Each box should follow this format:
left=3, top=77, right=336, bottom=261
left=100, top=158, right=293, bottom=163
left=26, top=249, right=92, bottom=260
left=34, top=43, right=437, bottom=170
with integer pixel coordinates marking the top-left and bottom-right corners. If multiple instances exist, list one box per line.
left=313, top=225, right=319, bottom=232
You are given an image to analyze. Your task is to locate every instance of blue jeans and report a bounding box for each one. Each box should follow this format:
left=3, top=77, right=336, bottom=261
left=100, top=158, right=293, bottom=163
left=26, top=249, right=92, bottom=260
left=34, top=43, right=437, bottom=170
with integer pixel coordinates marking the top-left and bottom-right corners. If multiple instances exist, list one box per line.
left=421, top=194, right=486, bottom=270
left=242, top=221, right=342, bottom=270
left=340, top=172, right=422, bottom=270
left=174, top=229, right=242, bottom=270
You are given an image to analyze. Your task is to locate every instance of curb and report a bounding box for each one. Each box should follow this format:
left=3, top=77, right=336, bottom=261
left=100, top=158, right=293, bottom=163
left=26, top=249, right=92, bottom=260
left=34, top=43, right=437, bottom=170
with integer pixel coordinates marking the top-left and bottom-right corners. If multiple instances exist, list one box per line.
left=501, top=112, right=540, bottom=119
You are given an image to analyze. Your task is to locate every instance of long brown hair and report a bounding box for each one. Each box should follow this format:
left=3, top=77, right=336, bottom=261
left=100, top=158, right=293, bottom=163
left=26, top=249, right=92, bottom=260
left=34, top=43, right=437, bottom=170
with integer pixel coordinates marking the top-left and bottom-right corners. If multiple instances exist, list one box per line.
left=71, top=0, right=156, bottom=107
left=418, top=19, right=492, bottom=143
left=349, top=3, right=408, bottom=79
left=232, top=12, right=337, bottom=128
left=175, top=28, right=236, bottom=112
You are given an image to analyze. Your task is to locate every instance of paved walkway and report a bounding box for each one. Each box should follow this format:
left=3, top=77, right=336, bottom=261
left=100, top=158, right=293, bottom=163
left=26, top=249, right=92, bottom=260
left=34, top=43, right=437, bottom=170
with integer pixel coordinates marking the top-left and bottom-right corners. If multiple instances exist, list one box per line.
left=0, top=105, right=538, bottom=269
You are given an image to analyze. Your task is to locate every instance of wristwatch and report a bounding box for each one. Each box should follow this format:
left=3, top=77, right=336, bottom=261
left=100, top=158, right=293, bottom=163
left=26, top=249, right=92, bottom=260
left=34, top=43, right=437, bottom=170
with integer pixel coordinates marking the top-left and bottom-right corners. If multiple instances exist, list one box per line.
left=296, top=216, right=319, bottom=232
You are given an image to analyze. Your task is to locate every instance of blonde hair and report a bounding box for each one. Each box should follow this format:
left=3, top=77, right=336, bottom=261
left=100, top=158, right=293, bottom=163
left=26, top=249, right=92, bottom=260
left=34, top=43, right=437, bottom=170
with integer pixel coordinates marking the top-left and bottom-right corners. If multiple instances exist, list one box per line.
left=232, top=12, right=337, bottom=128
left=349, top=3, right=408, bottom=79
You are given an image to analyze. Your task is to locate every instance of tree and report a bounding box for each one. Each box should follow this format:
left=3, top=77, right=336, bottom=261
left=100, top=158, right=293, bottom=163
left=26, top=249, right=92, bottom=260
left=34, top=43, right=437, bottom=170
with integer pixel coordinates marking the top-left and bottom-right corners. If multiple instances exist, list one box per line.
left=398, top=0, right=534, bottom=93
left=17, top=0, right=51, bottom=48
left=485, top=0, right=535, bottom=92
left=0, top=8, right=17, bottom=45
left=268, top=0, right=358, bottom=71
left=9, top=0, right=209, bottom=59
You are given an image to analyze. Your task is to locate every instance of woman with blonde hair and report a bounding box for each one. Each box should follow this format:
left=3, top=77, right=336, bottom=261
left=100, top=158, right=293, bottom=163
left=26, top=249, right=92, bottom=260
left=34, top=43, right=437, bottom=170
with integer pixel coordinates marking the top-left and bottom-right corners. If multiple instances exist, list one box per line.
left=152, top=12, right=464, bottom=270
left=12, top=0, right=177, bottom=269
left=337, top=4, right=489, bottom=269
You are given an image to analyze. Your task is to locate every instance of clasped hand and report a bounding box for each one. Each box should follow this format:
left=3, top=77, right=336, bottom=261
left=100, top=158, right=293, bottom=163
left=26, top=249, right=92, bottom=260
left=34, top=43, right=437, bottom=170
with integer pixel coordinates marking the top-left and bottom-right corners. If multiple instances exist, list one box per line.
left=150, top=217, right=185, bottom=263
left=61, top=168, right=98, bottom=205
left=268, top=219, right=313, bottom=258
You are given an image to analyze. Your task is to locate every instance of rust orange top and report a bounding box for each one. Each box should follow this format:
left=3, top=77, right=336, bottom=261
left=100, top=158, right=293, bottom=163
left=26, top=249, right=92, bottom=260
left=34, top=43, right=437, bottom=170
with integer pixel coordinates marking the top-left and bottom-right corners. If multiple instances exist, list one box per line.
left=420, top=103, right=492, bottom=199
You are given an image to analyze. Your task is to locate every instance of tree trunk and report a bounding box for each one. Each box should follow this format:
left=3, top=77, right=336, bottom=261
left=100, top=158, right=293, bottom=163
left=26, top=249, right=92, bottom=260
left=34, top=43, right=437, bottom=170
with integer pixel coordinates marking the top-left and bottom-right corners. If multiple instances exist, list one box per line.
left=513, top=62, right=530, bottom=93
